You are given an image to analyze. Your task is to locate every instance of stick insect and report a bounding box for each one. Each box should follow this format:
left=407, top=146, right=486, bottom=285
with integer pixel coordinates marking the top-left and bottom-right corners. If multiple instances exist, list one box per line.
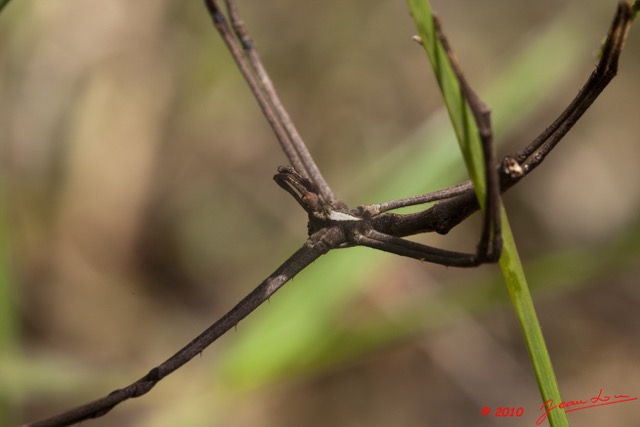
left=26, top=1, right=637, bottom=426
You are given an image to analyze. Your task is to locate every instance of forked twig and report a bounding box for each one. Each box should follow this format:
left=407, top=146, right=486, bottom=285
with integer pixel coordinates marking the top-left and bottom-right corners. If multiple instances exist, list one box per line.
left=24, top=2, right=636, bottom=426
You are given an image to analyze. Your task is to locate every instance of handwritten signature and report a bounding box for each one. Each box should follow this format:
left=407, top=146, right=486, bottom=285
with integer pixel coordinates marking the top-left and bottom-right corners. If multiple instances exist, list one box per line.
left=536, top=388, right=638, bottom=425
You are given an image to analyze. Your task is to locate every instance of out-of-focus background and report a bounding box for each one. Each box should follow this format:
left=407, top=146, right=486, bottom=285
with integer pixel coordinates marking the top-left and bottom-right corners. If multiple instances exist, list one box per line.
left=1, top=0, right=639, bottom=426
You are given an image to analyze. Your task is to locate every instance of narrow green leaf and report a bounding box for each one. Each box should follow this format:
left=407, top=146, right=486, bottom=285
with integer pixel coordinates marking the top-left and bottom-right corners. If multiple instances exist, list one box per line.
left=406, top=1, right=568, bottom=426
left=406, top=0, right=487, bottom=200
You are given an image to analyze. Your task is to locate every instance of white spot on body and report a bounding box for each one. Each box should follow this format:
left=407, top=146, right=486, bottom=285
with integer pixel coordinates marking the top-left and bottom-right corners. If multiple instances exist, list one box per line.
left=328, top=210, right=361, bottom=222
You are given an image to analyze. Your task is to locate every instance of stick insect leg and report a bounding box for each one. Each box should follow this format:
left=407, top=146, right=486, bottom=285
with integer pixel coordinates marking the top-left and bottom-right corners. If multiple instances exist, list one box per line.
left=363, top=181, right=474, bottom=216
left=205, top=0, right=336, bottom=204
left=222, top=0, right=337, bottom=204
left=516, top=2, right=634, bottom=172
left=433, top=16, right=502, bottom=262
left=365, top=3, right=636, bottom=229
left=355, top=229, right=483, bottom=268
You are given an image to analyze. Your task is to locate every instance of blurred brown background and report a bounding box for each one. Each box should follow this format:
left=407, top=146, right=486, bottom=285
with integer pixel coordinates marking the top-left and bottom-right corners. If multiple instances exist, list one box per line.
left=1, top=0, right=639, bottom=426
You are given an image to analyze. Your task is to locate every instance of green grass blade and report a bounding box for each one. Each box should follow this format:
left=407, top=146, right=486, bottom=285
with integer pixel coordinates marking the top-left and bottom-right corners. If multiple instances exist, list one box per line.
left=406, top=0, right=486, bottom=197
left=498, top=212, right=565, bottom=426
left=406, top=1, right=568, bottom=426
